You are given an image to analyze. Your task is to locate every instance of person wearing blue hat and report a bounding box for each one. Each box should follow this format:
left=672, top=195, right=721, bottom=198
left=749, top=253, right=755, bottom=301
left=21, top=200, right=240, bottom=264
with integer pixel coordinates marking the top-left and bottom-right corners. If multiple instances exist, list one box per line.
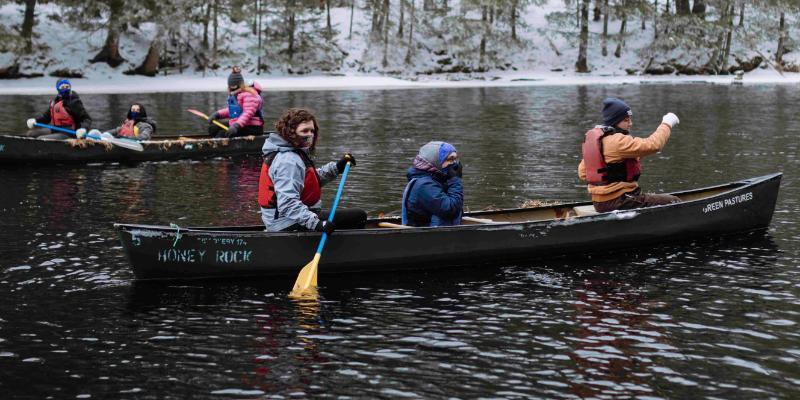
left=578, top=97, right=681, bottom=212
left=26, top=78, right=93, bottom=139
left=402, top=141, right=464, bottom=227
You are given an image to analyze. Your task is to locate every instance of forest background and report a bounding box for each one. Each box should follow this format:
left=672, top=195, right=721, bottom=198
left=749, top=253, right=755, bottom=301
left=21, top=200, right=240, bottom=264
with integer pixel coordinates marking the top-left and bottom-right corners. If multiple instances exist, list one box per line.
left=0, top=0, right=798, bottom=80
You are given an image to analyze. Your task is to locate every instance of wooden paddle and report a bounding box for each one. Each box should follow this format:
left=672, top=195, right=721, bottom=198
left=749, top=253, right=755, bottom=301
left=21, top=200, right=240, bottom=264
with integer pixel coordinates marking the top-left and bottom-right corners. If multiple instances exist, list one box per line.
left=289, top=161, right=352, bottom=299
left=186, top=108, right=230, bottom=132
left=34, top=122, right=144, bottom=151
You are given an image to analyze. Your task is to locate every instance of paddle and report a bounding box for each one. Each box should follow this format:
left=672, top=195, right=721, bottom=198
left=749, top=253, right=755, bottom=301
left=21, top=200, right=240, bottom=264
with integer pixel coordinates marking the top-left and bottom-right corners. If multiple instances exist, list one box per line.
left=186, top=108, right=229, bottom=132
left=33, top=122, right=144, bottom=151
left=288, top=161, right=352, bottom=299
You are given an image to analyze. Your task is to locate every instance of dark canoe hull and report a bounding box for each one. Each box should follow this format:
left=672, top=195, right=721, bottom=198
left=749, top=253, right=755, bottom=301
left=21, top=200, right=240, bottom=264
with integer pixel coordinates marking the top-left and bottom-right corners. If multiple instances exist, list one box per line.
left=115, top=173, right=782, bottom=280
left=0, top=134, right=266, bottom=164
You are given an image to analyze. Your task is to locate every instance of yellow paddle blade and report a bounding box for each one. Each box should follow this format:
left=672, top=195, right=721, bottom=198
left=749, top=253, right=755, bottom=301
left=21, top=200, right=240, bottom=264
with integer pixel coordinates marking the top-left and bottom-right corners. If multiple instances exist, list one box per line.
left=289, top=253, right=320, bottom=299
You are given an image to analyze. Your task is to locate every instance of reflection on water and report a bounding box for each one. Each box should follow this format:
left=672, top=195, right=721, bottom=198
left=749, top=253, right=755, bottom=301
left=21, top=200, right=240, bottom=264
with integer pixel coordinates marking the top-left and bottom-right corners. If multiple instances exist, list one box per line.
left=0, top=84, right=799, bottom=398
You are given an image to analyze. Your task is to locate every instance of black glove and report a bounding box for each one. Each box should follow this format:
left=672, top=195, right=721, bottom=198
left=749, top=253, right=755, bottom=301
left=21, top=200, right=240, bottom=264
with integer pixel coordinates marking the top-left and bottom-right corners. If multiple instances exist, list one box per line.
left=227, top=123, right=239, bottom=136
left=336, top=153, right=356, bottom=173
left=315, top=220, right=336, bottom=235
left=208, top=112, right=220, bottom=124
left=444, top=162, right=463, bottom=179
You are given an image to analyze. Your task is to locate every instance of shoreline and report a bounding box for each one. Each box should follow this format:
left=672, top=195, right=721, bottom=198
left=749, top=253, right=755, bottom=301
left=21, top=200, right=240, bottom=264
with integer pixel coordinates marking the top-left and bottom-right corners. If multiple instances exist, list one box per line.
left=1, top=69, right=798, bottom=95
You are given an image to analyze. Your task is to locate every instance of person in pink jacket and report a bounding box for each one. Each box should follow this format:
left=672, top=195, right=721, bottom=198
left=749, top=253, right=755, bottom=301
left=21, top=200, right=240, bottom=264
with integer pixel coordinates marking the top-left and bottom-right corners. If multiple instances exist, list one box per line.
left=208, top=67, right=265, bottom=138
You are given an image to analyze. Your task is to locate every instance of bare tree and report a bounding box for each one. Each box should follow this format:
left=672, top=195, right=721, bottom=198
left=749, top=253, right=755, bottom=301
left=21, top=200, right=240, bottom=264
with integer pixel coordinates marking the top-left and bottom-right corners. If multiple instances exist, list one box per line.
left=615, top=0, right=627, bottom=58
left=21, top=0, right=36, bottom=53
left=576, top=0, right=590, bottom=71
left=90, top=0, right=126, bottom=67
left=776, top=11, right=786, bottom=66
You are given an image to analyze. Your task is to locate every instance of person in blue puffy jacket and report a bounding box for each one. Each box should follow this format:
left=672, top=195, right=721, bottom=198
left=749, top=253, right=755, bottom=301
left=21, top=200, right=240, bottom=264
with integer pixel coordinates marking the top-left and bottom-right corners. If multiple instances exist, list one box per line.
left=401, top=141, right=464, bottom=227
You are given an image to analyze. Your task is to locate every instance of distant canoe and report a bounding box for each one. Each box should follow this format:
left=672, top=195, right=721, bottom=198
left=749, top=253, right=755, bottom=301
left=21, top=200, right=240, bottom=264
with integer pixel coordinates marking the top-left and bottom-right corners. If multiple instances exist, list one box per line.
left=0, top=134, right=267, bottom=164
left=115, top=173, right=782, bottom=281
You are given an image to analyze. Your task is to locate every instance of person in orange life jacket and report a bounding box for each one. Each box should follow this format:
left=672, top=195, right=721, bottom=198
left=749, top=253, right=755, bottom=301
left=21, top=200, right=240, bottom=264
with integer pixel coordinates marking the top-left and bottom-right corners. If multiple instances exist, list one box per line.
left=107, top=103, right=157, bottom=140
left=26, top=79, right=93, bottom=139
left=208, top=67, right=264, bottom=138
left=578, top=97, right=681, bottom=213
left=402, top=141, right=464, bottom=227
left=258, top=108, right=367, bottom=232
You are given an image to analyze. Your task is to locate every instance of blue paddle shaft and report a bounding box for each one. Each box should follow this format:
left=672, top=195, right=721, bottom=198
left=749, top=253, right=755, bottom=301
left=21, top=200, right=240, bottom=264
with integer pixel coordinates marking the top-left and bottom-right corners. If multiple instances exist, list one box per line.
left=314, top=161, right=351, bottom=254
left=34, top=122, right=78, bottom=136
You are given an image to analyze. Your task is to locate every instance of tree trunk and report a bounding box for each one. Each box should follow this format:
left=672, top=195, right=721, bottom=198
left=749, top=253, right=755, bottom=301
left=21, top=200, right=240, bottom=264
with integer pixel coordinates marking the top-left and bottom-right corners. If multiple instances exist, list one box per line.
left=203, top=2, right=211, bottom=50
left=576, top=0, right=589, bottom=72
left=21, top=0, right=36, bottom=53
left=257, top=0, right=262, bottom=73
left=287, top=0, right=296, bottom=63
left=326, top=0, right=332, bottom=39
left=691, top=0, right=705, bottom=17
left=593, top=0, right=601, bottom=21
left=720, top=1, right=733, bottom=71
left=90, top=0, right=126, bottom=67
left=511, top=0, right=518, bottom=41
left=776, top=11, right=786, bottom=66
left=382, top=0, right=389, bottom=67
left=601, top=0, right=608, bottom=56
left=614, top=1, right=627, bottom=58
left=653, top=0, right=658, bottom=40
left=405, top=0, right=414, bottom=64
left=480, top=6, right=487, bottom=66
left=133, top=26, right=163, bottom=76
left=675, top=0, right=689, bottom=15
left=213, top=0, right=219, bottom=53
left=349, top=0, right=355, bottom=39
left=738, top=2, right=744, bottom=27
left=397, top=0, right=404, bottom=37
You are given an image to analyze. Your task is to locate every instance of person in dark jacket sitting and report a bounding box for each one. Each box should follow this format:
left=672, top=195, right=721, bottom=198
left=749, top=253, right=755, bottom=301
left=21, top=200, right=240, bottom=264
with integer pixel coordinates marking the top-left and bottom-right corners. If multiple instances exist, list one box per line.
left=108, top=103, right=156, bottom=140
left=402, top=141, right=464, bottom=227
left=26, top=79, right=92, bottom=139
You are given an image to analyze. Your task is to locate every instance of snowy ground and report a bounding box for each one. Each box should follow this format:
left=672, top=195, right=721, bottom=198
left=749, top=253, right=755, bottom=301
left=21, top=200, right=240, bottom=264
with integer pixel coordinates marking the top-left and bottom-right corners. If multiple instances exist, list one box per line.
left=1, top=2, right=798, bottom=95
left=1, top=68, right=797, bottom=95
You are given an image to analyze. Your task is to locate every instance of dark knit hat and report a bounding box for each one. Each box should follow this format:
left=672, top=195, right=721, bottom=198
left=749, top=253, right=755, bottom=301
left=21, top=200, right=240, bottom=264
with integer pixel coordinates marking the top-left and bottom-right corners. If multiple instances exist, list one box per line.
left=227, top=66, right=244, bottom=89
left=602, top=97, right=632, bottom=127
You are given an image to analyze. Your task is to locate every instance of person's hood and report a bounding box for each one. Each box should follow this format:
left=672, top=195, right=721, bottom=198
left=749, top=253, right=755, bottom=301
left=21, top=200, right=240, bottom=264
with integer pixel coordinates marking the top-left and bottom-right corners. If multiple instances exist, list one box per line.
left=262, top=132, right=307, bottom=154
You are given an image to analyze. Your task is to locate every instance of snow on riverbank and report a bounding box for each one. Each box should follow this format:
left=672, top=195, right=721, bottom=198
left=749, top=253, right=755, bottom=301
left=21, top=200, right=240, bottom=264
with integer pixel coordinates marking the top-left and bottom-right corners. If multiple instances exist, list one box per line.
left=2, top=68, right=798, bottom=95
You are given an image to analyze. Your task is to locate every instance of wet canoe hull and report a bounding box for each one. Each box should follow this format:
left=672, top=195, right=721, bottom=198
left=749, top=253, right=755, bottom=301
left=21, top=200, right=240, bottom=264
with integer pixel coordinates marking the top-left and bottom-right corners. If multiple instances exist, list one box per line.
left=115, top=173, right=782, bottom=280
left=0, top=134, right=267, bottom=163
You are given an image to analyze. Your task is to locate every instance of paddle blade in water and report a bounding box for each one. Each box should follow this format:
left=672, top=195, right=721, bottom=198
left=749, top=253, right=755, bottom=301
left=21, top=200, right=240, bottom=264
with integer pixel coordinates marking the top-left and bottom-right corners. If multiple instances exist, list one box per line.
left=289, top=253, right=320, bottom=299
left=108, top=137, right=144, bottom=151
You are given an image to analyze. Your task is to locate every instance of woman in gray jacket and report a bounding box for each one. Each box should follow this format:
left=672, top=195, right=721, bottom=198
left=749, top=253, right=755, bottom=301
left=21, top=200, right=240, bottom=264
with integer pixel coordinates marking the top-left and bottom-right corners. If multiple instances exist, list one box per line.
left=257, top=108, right=366, bottom=233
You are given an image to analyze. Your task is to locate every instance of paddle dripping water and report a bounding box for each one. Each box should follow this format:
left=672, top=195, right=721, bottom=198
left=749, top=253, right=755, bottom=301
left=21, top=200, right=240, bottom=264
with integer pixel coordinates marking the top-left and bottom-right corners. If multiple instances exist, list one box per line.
left=290, top=161, right=351, bottom=299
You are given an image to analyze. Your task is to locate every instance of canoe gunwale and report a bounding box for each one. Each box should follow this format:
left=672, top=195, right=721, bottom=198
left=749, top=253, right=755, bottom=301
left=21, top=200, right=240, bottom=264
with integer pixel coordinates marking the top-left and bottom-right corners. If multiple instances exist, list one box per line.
left=114, top=172, right=782, bottom=236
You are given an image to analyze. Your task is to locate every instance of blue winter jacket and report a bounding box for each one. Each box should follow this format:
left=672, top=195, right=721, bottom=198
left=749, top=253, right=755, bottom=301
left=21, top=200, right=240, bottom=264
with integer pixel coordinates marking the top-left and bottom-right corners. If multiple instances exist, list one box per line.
left=402, top=167, right=463, bottom=227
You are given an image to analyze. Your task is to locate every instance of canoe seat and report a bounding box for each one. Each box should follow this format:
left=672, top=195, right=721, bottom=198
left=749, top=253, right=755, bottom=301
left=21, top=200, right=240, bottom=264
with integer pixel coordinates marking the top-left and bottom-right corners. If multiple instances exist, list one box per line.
left=573, top=205, right=599, bottom=217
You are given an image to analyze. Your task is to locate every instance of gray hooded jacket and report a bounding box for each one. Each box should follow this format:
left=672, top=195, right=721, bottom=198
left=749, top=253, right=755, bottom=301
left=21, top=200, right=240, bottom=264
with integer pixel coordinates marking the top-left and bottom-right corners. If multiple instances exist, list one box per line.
left=260, top=134, right=339, bottom=231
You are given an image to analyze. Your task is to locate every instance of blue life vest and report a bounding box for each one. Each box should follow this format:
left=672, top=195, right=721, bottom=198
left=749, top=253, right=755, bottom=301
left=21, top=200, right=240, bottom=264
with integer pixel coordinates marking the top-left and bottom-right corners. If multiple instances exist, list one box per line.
left=227, top=95, right=242, bottom=119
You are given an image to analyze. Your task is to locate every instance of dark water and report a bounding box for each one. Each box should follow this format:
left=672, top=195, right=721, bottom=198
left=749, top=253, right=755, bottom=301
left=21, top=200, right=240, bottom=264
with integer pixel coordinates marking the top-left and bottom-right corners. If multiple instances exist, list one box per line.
left=1, top=84, right=799, bottom=398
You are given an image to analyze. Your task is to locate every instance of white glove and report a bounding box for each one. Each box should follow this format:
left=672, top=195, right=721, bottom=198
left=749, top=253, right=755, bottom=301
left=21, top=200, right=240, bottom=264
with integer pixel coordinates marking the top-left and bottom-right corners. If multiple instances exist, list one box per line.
left=75, top=128, right=87, bottom=139
left=88, top=129, right=102, bottom=139
left=26, top=118, right=36, bottom=129
left=661, top=113, right=679, bottom=128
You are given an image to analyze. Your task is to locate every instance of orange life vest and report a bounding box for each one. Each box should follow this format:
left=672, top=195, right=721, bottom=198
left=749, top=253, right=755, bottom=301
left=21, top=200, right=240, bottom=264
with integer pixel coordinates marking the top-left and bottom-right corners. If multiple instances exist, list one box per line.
left=582, top=127, right=641, bottom=185
left=258, top=150, right=321, bottom=210
left=50, top=99, right=76, bottom=130
left=118, top=119, right=137, bottom=138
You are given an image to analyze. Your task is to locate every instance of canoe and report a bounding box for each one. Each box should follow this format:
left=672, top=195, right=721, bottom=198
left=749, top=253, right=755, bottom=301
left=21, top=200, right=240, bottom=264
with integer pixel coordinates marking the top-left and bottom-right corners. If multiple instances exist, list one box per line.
left=0, top=133, right=268, bottom=164
left=115, top=173, right=782, bottom=280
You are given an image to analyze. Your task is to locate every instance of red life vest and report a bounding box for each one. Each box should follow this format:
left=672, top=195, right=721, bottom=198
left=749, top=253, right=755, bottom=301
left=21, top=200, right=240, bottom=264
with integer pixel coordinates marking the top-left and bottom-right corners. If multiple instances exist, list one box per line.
left=118, top=119, right=137, bottom=138
left=258, top=150, right=321, bottom=209
left=582, top=127, right=641, bottom=185
left=50, top=99, right=76, bottom=130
